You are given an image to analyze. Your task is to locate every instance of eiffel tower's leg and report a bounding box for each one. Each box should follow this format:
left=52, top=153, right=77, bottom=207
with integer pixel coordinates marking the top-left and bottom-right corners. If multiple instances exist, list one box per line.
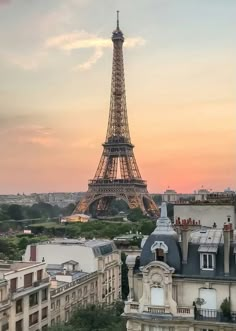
left=73, top=192, right=94, bottom=214
left=143, top=196, right=160, bottom=217
left=126, top=194, right=146, bottom=213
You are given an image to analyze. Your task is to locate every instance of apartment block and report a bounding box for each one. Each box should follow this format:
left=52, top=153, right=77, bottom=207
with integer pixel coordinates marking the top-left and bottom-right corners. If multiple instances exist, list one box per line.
left=124, top=202, right=236, bottom=331
left=24, top=238, right=121, bottom=326
left=0, top=261, right=50, bottom=331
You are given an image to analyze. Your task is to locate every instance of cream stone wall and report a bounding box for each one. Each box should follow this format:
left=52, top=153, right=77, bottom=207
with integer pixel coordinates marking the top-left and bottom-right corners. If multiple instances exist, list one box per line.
left=50, top=273, right=98, bottom=326
left=50, top=251, right=121, bottom=327
left=176, top=279, right=236, bottom=310
left=125, top=258, right=236, bottom=331
left=5, top=263, right=50, bottom=331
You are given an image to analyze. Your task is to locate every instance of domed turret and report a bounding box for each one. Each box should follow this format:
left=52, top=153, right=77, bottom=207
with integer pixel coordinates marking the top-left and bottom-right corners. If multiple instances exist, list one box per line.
left=140, top=202, right=182, bottom=272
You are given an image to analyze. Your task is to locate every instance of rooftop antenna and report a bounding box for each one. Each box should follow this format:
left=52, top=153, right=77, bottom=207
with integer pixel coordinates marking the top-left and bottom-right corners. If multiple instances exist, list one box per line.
left=116, top=10, right=120, bottom=30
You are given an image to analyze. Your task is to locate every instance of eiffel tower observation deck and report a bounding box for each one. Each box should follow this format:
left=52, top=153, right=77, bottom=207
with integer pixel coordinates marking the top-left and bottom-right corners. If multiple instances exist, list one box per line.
left=74, top=12, right=159, bottom=217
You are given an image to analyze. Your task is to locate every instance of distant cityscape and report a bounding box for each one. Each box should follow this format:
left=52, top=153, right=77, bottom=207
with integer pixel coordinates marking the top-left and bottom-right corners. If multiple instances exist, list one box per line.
left=0, top=187, right=235, bottom=208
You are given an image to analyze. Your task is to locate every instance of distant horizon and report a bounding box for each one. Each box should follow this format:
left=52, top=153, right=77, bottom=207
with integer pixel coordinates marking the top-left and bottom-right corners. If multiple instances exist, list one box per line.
left=0, top=187, right=235, bottom=196
left=0, top=1, right=235, bottom=194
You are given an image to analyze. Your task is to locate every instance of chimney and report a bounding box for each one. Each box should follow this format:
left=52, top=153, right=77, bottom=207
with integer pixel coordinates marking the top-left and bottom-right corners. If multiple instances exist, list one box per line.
left=181, top=227, right=191, bottom=264
left=223, top=222, right=232, bottom=275
left=30, top=245, right=36, bottom=262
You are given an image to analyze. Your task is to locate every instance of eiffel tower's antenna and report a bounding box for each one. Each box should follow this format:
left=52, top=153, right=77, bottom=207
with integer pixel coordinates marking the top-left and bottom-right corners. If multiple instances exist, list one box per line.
left=116, top=10, right=120, bottom=30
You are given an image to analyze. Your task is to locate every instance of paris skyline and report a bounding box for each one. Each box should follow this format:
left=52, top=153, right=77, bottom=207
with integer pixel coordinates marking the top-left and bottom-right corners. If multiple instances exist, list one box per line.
left=0, top=0, right=235, bottom=194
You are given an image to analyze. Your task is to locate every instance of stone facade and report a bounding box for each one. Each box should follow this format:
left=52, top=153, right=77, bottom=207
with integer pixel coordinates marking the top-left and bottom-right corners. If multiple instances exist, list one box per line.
left=124, top=202, right=236, bottom=331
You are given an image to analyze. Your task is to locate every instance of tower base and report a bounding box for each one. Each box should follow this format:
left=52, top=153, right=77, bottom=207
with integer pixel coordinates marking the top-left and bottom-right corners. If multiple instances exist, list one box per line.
left=74, top=179, right=159, bottom=217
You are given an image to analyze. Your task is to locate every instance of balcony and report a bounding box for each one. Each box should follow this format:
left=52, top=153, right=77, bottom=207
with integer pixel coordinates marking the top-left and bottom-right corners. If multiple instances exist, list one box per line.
left=10, top=278, right=50, bottom=299
left=195, top=309, right=236, bottom=324
left=0, top=298, right=11, bottom=312
left=125, top=302, right=194, bottom=319
left=176, top=306, right=195, bottom=318
left=124, top=301, right=139, bottom=314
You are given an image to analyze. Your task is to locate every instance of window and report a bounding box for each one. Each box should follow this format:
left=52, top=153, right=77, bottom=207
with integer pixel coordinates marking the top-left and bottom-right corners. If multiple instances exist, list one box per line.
left=155, top=249, right=164, bottom=262
left=10, top=278, right=17, bottom=292
left=42, top=288, right=48, bottom=302
left=51, top=302, right=55, bottom=311
left=51, top=319, right=55, bottom=326
left=15, top=320, right=23, bottom=331
left=16, top=299, right=23, bottom=314
left=84, top=286, right=87, bottom=295
left=78, top=289, right=82, bottom=298
left=56, top=316, right=60, bottom=324
left=201, top=254, right=214, bottom=270
left=29, top=292, right=38, bottom=307
left=42, top=307, right=48, bottom=320
left=29, top=311, right=39, bottom=326
left=65, top=310, right=70, bottom=322
left=37, top=269, right=43, bottom=281
left=65, top=295, right=70, bottom=302
left=72, top=292, right=76, bottom=300
left=151, top=287, right=164, bottom=306
left=56, top=299, right=60, bottom=308
left=24, top=273, right=33, bottom=288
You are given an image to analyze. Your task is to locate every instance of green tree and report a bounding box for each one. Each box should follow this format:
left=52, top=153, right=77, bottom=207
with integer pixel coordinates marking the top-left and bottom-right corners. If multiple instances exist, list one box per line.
left=48, top=304, right=126, bottom=331
left=18, top=237, right=29, bottom=250
left=127, top=208, right=144, bottom=222
left=7, top=204, right=23, bottom=220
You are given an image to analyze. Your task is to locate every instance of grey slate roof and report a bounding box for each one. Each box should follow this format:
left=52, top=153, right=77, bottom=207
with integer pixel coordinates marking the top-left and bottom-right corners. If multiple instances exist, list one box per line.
left=140, top=233, right=182, bottom=273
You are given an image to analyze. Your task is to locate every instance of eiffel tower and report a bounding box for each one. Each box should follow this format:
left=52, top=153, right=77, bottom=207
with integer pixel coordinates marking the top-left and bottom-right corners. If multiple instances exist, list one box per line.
left=74, top=12, right=159, bottom=216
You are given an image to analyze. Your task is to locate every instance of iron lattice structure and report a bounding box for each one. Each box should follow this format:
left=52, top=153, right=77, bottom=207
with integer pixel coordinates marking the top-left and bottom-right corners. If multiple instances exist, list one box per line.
left=74, top=13, right=159, bottom=216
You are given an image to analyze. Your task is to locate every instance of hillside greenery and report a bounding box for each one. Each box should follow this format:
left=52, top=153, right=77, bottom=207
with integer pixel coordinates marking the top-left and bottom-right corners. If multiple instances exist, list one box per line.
left=48, top=302, right=126, bottom=331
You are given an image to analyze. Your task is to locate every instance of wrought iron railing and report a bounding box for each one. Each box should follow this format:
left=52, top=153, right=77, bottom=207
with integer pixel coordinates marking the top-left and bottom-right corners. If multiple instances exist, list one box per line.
left=50, top=272, right=97, bottom=296
left=195, top=309, right=236, bottom=323
left=10, top=277, right=50, bottom=295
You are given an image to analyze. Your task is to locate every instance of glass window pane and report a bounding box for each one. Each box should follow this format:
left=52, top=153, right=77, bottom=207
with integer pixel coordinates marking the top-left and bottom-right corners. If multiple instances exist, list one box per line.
left=208, top=254, right=213, bottom=269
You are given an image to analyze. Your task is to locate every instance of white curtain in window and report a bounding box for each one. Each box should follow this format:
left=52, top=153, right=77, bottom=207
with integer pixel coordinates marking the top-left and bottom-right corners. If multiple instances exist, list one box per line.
left=150, top=287, right=164, bottom=306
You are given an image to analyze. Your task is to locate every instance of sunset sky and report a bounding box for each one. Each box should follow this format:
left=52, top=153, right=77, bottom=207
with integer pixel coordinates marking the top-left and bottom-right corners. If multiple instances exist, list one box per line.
left=0, top=0, right=235, bottom=194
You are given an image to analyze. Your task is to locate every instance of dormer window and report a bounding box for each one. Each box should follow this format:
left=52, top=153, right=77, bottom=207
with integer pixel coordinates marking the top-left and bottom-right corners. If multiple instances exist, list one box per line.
left=151, top=241, right=168, bottom=263
left=155, top=249, right=164, bottom=262
left=201, top=253, right=214, bottom=270
left=198, top=244, right=218, bottom=271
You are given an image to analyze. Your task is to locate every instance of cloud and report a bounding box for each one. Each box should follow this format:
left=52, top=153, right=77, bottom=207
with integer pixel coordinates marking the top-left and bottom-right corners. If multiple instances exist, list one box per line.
left=46, top=31, right=145, bottom=51
left=46, top=31, right=145, bottom=70
left=0, top=123, right=59, bottom=148
left=75, top=47, right=103, bottom=71
left=16, top=126, right=59, bottom=147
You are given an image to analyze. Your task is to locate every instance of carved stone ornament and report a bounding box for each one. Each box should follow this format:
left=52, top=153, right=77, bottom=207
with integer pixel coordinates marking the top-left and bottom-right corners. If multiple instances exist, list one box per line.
left=151, top=273, right=162, bottom=284
left=151, top=241, right=168, bottom=253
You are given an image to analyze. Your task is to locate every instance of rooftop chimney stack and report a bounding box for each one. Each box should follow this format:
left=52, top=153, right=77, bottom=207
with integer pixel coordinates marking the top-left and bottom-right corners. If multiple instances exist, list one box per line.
left=181, top=227, right=191, bottom=264
left=223, top=222, right=232, bottom=275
